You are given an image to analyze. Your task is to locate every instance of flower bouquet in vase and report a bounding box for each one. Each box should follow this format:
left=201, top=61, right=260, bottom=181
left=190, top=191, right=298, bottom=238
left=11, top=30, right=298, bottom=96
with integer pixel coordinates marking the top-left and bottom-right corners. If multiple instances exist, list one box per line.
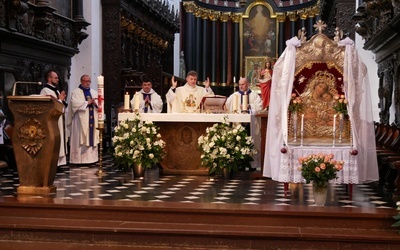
left=112, top=114, right=166, bottom=178
left=333, top=94, right=348, bottom=142
left=288, top=93, right=303, bottom=142
left=197, top=117, right=257, bottom=178
left=298, top=153, right=344, bottom=206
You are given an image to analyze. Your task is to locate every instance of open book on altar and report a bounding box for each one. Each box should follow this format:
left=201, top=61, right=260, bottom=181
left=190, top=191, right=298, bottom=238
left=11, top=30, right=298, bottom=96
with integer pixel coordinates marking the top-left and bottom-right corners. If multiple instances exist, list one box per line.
left=201, top=95, right=227, bottom=113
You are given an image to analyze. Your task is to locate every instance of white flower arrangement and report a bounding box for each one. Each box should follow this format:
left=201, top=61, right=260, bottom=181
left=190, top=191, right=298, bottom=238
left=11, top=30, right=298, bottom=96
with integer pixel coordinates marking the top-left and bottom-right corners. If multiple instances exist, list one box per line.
left=197, top=117, right=257, bottom=175
left=112, top=114, right=166, bottom=170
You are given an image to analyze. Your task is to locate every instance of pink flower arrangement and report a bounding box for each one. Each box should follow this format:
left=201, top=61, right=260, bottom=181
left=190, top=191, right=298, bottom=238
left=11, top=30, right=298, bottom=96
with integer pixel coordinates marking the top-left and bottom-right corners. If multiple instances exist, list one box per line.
left=333, top=94, right=348, bottom=115
left=298, top=153, right=344, bottom=188
left=288, top=93, right=303, bottom=113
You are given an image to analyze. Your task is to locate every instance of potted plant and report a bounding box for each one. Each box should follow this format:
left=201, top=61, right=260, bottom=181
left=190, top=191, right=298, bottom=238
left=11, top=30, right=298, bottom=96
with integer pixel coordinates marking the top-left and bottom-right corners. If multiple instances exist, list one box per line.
left=298, top=153, right=344, bottom=206
left=197, top=117, right=258, bottom=177
left=112, top=114, right=166, bottom=178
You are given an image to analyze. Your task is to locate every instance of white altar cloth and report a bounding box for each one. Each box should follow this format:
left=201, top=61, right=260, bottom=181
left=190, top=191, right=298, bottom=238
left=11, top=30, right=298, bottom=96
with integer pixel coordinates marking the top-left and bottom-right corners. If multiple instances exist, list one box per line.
left=118, top=113, right=251, bottom=123
left=282, top=145, right=359, bottom=184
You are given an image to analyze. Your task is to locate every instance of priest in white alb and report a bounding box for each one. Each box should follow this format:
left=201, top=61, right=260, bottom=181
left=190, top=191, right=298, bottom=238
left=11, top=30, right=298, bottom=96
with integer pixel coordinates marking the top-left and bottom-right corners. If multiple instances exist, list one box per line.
left=66, top=74, right=99, bottom=165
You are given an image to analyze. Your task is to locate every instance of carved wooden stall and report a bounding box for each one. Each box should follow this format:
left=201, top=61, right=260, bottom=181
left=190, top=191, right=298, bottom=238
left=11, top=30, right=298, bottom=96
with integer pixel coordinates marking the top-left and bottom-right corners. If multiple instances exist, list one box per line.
left=102, top=0, right=179, bottom=131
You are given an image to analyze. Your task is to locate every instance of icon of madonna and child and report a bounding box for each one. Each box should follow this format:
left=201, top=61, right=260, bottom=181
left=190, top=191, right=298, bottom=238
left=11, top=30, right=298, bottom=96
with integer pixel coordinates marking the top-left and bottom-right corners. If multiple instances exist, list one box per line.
left=290, top=70, right=350, bottom=144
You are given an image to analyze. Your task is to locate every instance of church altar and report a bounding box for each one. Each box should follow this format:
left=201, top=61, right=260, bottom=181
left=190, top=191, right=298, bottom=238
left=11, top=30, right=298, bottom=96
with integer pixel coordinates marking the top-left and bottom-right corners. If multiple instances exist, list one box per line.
left=117, top=113, right=259, bottom=175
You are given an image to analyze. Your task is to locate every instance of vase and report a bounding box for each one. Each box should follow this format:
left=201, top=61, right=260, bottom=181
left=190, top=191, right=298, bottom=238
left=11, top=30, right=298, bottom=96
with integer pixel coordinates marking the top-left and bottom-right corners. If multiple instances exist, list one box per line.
left=220, top=168, right=233, bottom=179
left=338, top=113, right=344, bottom=143
left=292, top=111, right=298, bottom=142
left=132, top=163, right=145, bottom=179
left=312, top=182, right=328, bottom=206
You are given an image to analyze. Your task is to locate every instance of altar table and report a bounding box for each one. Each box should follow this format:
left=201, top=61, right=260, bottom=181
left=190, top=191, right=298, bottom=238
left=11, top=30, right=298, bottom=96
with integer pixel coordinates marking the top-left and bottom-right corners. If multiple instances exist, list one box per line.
left=118, top=113, right=259, bottom=175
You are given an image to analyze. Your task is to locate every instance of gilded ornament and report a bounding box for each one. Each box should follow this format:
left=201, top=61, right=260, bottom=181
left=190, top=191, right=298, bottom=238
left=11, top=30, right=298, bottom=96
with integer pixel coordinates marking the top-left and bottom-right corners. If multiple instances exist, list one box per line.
left=18, top=118, right=46, bottom=156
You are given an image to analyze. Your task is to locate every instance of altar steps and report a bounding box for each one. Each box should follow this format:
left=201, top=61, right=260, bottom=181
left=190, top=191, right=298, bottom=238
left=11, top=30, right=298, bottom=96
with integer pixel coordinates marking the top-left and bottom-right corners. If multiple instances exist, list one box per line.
left=0, top=198, right=398, bottom=249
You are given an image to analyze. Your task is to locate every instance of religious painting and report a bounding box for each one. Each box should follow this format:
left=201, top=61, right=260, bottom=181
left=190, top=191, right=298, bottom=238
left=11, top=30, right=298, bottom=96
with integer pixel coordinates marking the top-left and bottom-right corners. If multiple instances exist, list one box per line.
left=242, top=4, right=277, bottom=58
left=244, top=56, right=268, bottom=93
left=288, top=64, right=351, bottom=146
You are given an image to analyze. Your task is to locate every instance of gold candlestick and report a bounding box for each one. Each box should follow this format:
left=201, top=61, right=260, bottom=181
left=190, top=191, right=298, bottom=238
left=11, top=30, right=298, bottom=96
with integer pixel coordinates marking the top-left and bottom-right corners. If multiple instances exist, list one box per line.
left=95, top=122, right=107, bottom=177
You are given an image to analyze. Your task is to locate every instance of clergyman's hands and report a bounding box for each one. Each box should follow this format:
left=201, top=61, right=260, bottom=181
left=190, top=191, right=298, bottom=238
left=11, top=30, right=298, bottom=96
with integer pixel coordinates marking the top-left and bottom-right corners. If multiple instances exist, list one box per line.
left=59, top=90, right=67, bottom=101
left=87, top=98, right=96, bottom=105
left=171, top=76, right=177, bottom=89
left=204, top=77, right=210, bottom=88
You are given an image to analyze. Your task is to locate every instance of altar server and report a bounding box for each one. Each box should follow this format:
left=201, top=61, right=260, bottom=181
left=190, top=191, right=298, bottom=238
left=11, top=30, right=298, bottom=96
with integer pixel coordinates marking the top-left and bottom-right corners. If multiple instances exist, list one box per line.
left=166, top=70, right=214, bottom=113
left=130, top=78, right=163, bottom=113
left=40, top=70, right=67, bottom=166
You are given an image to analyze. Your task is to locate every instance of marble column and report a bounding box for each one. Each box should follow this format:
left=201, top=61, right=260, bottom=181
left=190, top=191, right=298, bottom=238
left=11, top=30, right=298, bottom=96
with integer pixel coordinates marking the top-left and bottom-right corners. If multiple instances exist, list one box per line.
left=231, top=13, right=241, bottom=87
left=209, top=12, right=219, bottom=86
left=277, top=13, right=286, bottom=56
left=201, top=12, right=209, bottom=83
left=195, top=9, right=202, bottom=76
left=307, top=7, right=316, bottom=38
left=287, top=11, right=298, bottom=38
left=184, top=4, right=196, bottom=72
left=73, top=0, right=84, bottom=20
left=219, top=13, right=230, bottom=86
left=299, top=9, right=307, bottom=31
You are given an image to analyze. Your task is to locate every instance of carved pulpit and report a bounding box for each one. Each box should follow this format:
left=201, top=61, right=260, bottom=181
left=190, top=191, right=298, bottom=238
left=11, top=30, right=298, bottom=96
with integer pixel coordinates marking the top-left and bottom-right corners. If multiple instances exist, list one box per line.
left=8, top=96, right=64, bottom=195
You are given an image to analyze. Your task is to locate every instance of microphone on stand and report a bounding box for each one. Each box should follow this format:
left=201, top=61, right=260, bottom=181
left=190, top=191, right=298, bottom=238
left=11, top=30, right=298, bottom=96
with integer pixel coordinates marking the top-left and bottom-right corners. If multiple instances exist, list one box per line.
left=12, top=81, right=42, bottom=96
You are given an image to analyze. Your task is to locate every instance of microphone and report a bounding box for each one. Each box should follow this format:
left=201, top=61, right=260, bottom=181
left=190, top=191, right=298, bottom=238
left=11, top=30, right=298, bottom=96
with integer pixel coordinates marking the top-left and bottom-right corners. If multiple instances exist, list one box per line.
left=12, top=81, right=42, bottom=96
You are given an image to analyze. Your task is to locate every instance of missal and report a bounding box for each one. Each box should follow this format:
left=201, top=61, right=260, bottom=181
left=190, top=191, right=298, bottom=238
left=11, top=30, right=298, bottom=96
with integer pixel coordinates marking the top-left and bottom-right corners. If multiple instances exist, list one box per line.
left=201, top=95, right=227, bottom=113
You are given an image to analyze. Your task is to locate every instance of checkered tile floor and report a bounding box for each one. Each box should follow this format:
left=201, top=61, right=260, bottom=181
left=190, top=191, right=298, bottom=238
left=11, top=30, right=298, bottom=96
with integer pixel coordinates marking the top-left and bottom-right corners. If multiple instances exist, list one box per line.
left=0, top=155, right=396, bottom=208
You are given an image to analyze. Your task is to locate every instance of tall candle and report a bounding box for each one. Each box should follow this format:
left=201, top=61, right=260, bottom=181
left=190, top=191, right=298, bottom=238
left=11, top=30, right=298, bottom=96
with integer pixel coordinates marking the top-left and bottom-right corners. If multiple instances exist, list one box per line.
left=333, top=114, right=337, bottom=135
left=124, top=92, right=130, bottom=110
left=97, top=75, right=104, bottom=123
left=242, top=93, right=248, bottom=111
left=301, top=114, right=304, bottom=133
left=233, top=93, right=238, bottom=111
left=233, top=76, right=236, bottom=83
left=133, top=92, right=140, bottom=110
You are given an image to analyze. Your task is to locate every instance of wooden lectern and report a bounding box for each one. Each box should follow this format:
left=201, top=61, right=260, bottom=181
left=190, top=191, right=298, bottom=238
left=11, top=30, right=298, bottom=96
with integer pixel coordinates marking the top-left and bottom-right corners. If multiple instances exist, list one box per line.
left=8, top=95, right=63, bottom=195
